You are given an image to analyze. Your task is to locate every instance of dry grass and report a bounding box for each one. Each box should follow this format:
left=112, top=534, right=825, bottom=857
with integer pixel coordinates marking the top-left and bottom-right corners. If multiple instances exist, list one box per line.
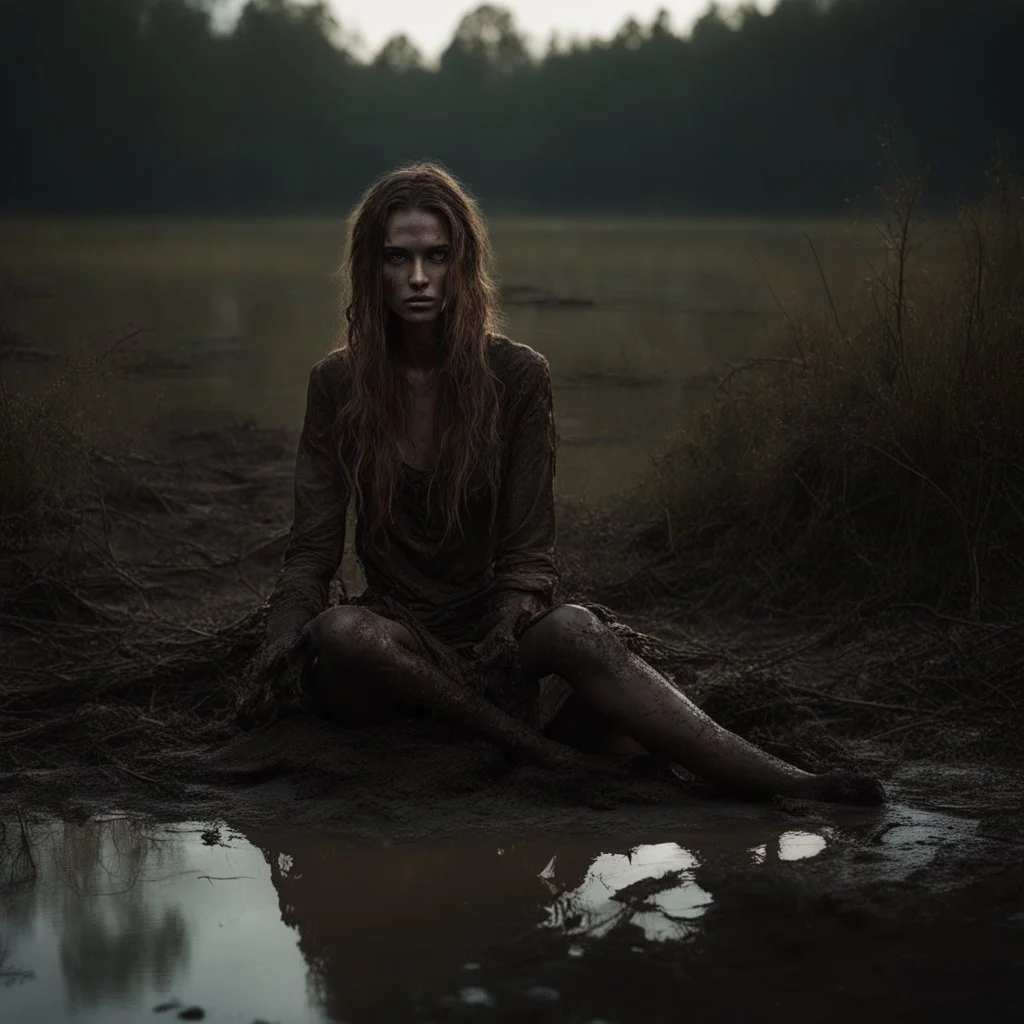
left=0, top=417, right=290, bottom=791
left=0, top=332, right=132, bottom=534
left=636, top=164, right=1024, bottom=618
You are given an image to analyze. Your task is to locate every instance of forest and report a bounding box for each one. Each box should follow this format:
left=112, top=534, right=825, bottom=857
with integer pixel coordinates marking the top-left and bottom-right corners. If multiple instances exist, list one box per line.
left=1, top=0, right=1022, bottom=215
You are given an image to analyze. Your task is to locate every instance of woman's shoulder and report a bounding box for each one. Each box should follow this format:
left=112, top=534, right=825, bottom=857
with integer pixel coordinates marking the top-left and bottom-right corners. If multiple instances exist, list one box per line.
left=307, top=348, right=352, bottom=403
left=310, top=346, right=349, bottom=381
left=486, top=334, right=550, bottom=383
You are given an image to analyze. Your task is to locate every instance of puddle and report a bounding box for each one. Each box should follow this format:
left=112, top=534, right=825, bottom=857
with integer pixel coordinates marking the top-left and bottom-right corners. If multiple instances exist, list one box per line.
left=0, top=805, right=981, bottom=1023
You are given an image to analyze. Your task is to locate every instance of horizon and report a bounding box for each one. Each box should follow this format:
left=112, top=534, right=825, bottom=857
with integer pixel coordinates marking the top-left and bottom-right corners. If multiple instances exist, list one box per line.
left=212, top=1, right=776, bottom=60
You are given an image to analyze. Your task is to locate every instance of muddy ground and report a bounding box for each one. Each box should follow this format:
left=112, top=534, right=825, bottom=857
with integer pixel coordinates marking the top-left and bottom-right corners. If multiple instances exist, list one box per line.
left=2, top=416, right=1023, bottom=1021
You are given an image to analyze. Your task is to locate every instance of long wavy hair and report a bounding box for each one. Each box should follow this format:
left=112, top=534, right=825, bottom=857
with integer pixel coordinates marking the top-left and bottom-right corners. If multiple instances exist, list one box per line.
left=337, top=163, right=503, bottom=540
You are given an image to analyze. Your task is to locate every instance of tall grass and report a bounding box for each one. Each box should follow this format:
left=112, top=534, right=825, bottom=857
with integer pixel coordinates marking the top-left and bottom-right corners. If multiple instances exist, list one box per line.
left=646, top=166, right=1024, bottom=617
left=0, top=333, right=117, bottom=534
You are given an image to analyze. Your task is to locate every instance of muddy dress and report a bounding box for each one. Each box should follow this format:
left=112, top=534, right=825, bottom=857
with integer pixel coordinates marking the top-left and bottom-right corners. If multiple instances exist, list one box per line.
left=263, top=335, right=562, bottom=723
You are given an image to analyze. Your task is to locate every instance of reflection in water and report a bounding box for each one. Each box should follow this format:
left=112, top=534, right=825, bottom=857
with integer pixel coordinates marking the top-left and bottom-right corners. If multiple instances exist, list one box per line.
left=779, top=830, right=829, bottom=861
left=750, top=830, right=832, bottom=866
left=542, top=843, right=711, bottom=942
left=247, top=824, right=829, bottom=1023
left=2, top=817, right=836, bottom=1024
left=249, top=831, right=572, bottom=1023
left=1, top=818, right=189, bottom=1009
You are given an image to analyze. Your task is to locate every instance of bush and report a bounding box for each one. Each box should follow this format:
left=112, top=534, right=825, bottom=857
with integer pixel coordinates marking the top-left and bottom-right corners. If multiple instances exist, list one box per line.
left=644, top=165, right=1024, bottom=617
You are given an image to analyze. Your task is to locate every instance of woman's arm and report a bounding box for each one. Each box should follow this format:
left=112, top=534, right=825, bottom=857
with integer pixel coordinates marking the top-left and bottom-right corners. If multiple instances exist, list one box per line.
left=492, top=351, right=558, bottom=602
left=475, top=353, right=559, bottom=671
left=264, top=360, right=350, bottom=646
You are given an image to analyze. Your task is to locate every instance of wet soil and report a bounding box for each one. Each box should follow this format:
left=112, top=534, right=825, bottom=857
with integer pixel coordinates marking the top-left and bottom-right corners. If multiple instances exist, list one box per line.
left=2, top=416, right=1023, bottom=1022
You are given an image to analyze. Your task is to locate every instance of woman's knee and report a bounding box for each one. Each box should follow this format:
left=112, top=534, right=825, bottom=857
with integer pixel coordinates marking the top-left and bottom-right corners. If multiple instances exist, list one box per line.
left=521, top=604, right=613, bottom=670
left=307, top=605, right=397, bottom=669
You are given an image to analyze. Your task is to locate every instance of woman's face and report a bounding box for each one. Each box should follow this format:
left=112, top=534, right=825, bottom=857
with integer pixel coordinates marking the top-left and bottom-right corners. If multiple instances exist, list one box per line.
left=381, top=207, right=451, bottom=324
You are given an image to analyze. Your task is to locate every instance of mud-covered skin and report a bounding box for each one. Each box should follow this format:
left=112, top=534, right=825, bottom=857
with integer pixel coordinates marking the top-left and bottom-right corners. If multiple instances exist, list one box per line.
left=521, top=605, right=885, bottom=804
left=308, top=603, right=885, bottom=804
left=306, top=605, right=585, bottom=772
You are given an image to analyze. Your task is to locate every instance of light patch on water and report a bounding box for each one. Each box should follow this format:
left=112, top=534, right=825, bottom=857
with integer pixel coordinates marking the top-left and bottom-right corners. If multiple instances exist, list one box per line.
left=458, top=986, right=495, bottom=1007
left=779, top=831, right=829, bottom=861
left=525, top=985, right=560, bottom=1001
left=541, top=831, right=837, bottom=943
left=542, top=842, right=712, bottom=942
left=750, top=830, right=832, bottom=865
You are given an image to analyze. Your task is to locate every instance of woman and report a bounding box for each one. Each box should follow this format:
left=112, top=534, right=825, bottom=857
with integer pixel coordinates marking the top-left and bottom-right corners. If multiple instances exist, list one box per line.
left=248, top=163, right=883, bottom=804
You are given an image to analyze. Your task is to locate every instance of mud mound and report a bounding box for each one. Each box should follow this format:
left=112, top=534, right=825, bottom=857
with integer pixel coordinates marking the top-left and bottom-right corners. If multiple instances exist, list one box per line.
left=194, top=713, right=688, bottom=825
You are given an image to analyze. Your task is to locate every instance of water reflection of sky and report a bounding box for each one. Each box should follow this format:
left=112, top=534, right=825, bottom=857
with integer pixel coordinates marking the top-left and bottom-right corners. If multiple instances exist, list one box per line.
left=0, top=819, right=315, bottom=1024
left=750, top=829, right=831, bottom=865
left=542, top=842, right=712, bottom=942
left=1, top=810, right=966, bottom=1024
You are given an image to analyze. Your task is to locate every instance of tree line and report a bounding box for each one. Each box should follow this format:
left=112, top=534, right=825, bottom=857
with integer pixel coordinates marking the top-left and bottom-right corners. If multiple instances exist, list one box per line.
left=0, top=0, right=1020, bottom=215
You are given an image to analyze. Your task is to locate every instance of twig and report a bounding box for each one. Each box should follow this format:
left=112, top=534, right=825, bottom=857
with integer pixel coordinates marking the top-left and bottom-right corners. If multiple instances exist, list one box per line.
left=97, top=750, right=178, bottom=794
left=803, top=232, right=845, bottom=341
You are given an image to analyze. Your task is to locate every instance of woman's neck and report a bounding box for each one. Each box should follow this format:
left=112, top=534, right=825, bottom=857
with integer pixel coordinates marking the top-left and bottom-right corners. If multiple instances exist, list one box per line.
left=395, top=320, right=441, bottom=370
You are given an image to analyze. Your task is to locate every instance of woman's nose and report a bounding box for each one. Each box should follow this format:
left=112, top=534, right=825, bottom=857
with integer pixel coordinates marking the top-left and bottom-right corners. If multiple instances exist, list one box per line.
left=409, top=258, right=428, bottom=287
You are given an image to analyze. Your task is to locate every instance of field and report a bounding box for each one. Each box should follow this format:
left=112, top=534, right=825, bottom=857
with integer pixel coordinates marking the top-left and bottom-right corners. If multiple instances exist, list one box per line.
left=0, top=216, right=921, bottom=502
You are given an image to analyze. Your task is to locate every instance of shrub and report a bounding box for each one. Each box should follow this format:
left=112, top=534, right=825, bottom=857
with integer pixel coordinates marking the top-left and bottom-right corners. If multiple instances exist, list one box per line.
left=644, top=165, right=1024, bottom=617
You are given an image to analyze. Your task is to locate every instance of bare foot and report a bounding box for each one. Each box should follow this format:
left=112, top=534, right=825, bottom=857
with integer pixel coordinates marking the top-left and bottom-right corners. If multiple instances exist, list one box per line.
left=800, top=771, right=887, bottom=806
left=519, top=734, right=592, bottom=771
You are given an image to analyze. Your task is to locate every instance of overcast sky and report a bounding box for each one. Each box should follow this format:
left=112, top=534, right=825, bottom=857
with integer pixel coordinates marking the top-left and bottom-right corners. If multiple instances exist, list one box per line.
left=228, top=2, right=775, bottom=60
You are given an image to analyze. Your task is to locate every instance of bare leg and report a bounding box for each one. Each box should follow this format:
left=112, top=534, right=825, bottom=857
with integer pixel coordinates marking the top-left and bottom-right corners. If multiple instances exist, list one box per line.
left=520, top=606, right=884, bottom=805
left=306, top=606, right=582, bottom=770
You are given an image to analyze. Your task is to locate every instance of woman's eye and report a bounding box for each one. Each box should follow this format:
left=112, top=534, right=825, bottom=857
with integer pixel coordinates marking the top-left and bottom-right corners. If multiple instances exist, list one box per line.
left=385, top=252, right=406, bottom=265
left=430, top=250, right=450, bottom=263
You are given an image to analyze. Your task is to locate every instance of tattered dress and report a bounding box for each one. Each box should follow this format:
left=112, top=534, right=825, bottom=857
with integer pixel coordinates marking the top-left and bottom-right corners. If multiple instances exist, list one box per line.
left=263, top=334, right=564, bottom=724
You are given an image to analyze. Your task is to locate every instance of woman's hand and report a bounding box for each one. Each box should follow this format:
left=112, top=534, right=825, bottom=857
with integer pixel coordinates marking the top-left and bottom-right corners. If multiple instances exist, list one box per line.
left=251, top=627, right=308, bottom=682
left=470, top=589, right=548, bottom=688
left=237, top=626, right=311, bottom=729
left=471, top=622, right=519, bottom=688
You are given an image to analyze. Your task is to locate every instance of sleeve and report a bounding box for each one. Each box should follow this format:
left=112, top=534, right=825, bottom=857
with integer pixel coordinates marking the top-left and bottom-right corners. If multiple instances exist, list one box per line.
left=492, top=354, right=559, bottom=600
left=264, top=363, right=350, bottom=645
